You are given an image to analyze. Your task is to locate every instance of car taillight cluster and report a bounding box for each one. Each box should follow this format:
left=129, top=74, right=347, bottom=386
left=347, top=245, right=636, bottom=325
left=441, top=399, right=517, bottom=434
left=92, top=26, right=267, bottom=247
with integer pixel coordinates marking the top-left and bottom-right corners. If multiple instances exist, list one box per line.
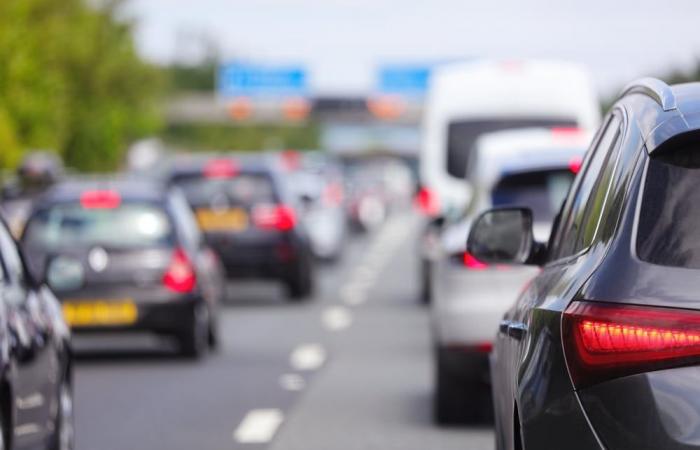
left=414, top=186, right=440, bottom=217
left=252, top=204, right=296, bottom=231
left=462, top=251, right=489, bottom=270
left=323, top=182, right=344, bottom=206
left=80, top=190, right=122, bottom=209
left=563, top=301, right=700, bottom=387
left=162, top=248, right=197, bottom=293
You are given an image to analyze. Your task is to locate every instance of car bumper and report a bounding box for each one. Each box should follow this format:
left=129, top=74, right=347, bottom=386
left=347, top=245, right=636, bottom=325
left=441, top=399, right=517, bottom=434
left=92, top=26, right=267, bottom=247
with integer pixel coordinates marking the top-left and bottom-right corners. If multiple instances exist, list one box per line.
left=66, top=296, right=199, bottom=336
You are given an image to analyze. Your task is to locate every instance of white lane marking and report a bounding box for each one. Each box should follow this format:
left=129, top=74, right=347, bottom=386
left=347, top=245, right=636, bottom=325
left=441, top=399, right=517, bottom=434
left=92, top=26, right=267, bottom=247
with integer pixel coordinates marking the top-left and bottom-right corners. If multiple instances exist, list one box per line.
left=279, top=373, right=306, bottom=391
left=233, top=409, right=284, bottom=444
left=290, top=343, right=327, bottom=371
left=322, top=306, right=353, bottom=331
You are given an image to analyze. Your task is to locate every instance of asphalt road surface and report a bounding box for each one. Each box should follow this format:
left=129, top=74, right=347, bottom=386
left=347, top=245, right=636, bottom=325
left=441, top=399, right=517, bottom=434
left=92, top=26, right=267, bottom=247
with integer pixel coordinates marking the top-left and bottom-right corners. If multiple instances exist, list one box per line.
left=72, top=212, right=494, bottom=450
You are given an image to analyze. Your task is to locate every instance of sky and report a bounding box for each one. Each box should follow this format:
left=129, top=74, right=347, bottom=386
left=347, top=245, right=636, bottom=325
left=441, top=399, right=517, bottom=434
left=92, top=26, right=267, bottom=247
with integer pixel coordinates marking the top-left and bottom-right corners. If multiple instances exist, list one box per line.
left=125, top=0, right=700, bottom=97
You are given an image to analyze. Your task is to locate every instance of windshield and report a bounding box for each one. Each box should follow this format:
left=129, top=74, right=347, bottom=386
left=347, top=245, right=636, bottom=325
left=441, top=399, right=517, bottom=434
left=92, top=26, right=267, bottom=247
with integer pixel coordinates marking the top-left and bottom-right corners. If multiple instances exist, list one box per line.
left=491, top=169, right=575, bottom=224
left=447, top=118, right=578, bottom=178
left=23, top=202, right=175, bottom=250
left=173, top=173, right=277, bottom=209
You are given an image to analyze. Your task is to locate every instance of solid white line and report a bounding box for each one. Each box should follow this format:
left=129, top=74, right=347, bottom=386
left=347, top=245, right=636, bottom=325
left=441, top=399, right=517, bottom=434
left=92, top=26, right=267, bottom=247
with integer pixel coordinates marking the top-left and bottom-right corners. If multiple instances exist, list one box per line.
left=322, top=306, right=353, bottom=331
left=233, top=409, right=284, bottom=444
left=290, top=343, right=327, bottom=371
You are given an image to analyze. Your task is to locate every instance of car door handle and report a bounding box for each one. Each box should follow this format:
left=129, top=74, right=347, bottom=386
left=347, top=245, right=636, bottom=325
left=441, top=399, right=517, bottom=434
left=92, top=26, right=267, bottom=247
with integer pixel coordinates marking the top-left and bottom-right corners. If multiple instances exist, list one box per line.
left=507, top=323, right=528, bottom=341
left=499, top=320, right=510, bottom=334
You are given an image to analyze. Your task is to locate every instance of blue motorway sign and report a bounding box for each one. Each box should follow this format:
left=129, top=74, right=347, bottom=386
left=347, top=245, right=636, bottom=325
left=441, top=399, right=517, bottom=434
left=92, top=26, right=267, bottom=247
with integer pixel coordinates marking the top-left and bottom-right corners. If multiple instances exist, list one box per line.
left=377, top=64, right=432, bottom=96
left=218, top=63, right=307, bottom=98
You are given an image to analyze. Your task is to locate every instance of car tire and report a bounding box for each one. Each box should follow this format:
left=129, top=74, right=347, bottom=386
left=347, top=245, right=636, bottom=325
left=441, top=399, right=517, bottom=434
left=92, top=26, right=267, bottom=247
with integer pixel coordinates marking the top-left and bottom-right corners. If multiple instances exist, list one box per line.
left=434, top=349, right=492, bottom=425
left=208, top=316, right=219, bottom=351
left=179, top=304, right=209, bottom=359
left=49, top=377, right=74, bottom=450
left=286, top=261, right=314, bottom=301
left=420, top=259, right=432, bottom=305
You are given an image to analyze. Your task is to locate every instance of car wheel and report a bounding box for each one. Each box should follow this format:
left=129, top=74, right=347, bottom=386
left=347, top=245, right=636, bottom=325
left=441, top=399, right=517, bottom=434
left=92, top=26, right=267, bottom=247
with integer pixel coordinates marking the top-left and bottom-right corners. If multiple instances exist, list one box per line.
left=50, top=378, right=74, bottom=450
left=286, top=262, right=314, bottom=301
left=420, top=259, right=432, bottom=305
left=434, top=350, right=492, bottom=425
left=208, top=316, right=219, bottom=351
left=179, top=304, right=209, bottom=359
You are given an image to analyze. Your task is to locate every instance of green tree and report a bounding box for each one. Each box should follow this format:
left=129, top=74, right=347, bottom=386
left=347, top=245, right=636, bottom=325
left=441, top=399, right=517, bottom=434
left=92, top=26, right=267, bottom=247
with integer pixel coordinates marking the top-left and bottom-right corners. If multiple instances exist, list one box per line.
left=0, top=0, right=163, bottom=171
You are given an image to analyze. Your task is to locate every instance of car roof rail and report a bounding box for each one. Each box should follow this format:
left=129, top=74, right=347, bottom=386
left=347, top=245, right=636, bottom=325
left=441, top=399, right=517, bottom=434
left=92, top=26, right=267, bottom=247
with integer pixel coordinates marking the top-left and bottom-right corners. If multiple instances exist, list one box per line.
left=620, top=77, right=677, bottom=111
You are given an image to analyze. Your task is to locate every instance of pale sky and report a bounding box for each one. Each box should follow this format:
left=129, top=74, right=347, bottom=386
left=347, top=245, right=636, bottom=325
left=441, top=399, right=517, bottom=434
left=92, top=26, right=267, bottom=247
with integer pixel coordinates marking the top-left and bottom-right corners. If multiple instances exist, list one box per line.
left=125, top=0, right=700, bottom=97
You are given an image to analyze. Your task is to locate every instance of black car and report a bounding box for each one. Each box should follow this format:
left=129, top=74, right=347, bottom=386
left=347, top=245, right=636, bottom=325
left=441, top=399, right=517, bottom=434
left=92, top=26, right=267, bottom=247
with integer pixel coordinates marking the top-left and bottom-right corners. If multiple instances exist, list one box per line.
left=21, top=179, right=224, bottom=358
left=0, top=212, right=73, bottom=449
left=468, top=78, right=700, bottom=450
left=165, top=155, right=315, bottom=300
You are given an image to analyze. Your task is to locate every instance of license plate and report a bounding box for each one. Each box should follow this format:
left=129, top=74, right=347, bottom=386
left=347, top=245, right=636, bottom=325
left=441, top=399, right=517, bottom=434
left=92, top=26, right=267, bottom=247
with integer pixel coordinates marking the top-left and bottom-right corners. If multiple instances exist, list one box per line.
left=62, top=300, right=138, bottom=327
left=196, top=208, right=248, bottom=232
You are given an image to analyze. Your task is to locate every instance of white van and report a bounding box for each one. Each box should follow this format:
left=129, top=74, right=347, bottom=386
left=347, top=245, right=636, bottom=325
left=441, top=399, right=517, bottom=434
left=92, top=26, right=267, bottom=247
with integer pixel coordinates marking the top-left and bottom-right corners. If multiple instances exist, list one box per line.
left=417, top=59, right=601, bottom=217
left=416, top=60, right=600, bottom=303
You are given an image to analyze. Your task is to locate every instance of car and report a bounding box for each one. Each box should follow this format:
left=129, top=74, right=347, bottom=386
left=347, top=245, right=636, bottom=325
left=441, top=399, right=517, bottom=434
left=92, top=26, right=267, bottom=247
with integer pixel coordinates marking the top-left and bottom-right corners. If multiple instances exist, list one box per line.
left=430, top=128, right=589, bottom=424
left=288, top=162, right=347, bottom=262
left=165, top=155, right=315, bottom=300
left=417, top=59, right=601, bottom=303
left=21, top=178, right=224, bottom=358
left=468, top=78, right=700, bottom=449
left=0, top=211, right=73, bottom=449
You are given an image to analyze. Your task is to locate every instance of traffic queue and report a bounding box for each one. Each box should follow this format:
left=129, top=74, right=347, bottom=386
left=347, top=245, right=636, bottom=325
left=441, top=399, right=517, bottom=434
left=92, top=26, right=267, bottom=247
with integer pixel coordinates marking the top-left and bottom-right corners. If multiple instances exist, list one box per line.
left=4, top=60, right=700, bottom=450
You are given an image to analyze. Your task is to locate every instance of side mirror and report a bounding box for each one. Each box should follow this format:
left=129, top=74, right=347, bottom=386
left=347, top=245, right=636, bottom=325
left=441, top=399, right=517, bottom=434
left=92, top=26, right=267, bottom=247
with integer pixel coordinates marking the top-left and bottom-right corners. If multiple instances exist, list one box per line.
left=45, top=255, right=85, bottom=292
left=467, top=207, right=542, bottom=265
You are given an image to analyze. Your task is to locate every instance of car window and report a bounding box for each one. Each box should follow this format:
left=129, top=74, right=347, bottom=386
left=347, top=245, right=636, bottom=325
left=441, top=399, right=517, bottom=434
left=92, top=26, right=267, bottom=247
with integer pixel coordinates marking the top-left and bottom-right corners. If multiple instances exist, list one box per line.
left=446, top=118, right=578, bottom=178
left=23, top=202, right=175, bottom=250
left=637, top=142, right=700, bottom=268
left=173, top=173, right=277, bottom=209
left=550, top=114, right=622, bottom=259
left=491, top=169, right=575, bottom=225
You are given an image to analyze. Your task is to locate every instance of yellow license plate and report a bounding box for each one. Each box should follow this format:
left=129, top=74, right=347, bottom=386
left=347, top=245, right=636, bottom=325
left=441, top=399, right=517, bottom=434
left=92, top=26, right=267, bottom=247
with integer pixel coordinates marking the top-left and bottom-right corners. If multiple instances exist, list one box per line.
left=62, top=300, right=138, bottom=327
left=196, top=208, right=248, bottom=231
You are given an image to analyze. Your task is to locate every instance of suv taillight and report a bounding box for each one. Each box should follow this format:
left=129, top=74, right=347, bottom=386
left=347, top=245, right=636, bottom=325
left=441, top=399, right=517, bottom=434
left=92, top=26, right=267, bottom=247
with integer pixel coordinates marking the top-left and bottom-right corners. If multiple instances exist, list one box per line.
left=163, top=248, right=197, bottom=293
left=414, top=186, right=440, bottom=217
left=563, top=301, right=700, bottom=387
left=252, top=204, right=296, bottom=231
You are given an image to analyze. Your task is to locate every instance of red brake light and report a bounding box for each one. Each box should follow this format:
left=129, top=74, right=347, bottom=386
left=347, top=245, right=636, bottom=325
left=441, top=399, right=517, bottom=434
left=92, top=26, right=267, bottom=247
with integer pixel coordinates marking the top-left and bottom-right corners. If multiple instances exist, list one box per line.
left=563, top=301, right=700, bottom=387
left=252, top=204, right=296, bottom=231
left=568, top=156, right=583, bottom=174
left=414, top=186, right=440, bottom=216
left=80, top=190, right=121, bottom=209
left=162, top=248, right=197, bottom=293
left=204, top=159, right=238, bottom=178
left=323, top=182, right=344, bottom=206
left=463, top=251, right=489, bottom=270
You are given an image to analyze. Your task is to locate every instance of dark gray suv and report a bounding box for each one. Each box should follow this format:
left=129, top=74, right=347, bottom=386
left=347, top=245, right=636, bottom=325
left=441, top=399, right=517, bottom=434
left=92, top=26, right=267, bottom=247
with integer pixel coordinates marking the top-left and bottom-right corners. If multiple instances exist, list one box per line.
left=468, top=78, right=700, bottom=450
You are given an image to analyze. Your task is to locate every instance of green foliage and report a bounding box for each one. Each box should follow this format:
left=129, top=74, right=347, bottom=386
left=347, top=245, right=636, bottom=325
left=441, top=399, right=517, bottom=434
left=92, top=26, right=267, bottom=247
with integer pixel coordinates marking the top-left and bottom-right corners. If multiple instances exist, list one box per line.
left=0, top=0, right=163, bottom=171
left=162, top=123, right=320, bottom=152
left=166, top=61, right=217, bottom=93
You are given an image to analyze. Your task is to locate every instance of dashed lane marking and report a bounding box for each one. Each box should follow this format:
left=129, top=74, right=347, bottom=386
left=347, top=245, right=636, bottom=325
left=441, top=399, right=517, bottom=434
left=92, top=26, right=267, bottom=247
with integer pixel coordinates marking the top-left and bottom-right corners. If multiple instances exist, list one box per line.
left=290, top=343, right=327, bottom=371
left=322, top=306, right=353, bottom=331
left=233, top=409, right=284, bottom=444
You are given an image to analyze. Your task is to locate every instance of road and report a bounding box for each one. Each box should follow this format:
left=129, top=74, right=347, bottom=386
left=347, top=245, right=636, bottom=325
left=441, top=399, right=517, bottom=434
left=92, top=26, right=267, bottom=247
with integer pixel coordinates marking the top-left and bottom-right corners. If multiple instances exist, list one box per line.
left=72, top=212, right=494, bottom=450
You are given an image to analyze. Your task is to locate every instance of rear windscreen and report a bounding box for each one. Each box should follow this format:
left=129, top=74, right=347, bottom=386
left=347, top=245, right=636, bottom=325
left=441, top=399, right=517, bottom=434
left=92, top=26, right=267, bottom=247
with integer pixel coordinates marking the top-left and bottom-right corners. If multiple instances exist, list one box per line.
left=173, top=174, right=276, bottom=209
left=637, top=147, right=700, bottom=268
left=23, top=203, right=174, bottom=250
left=446, top=118, right=578, bottom=178
left=491, top=169, right=574, bottom=224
